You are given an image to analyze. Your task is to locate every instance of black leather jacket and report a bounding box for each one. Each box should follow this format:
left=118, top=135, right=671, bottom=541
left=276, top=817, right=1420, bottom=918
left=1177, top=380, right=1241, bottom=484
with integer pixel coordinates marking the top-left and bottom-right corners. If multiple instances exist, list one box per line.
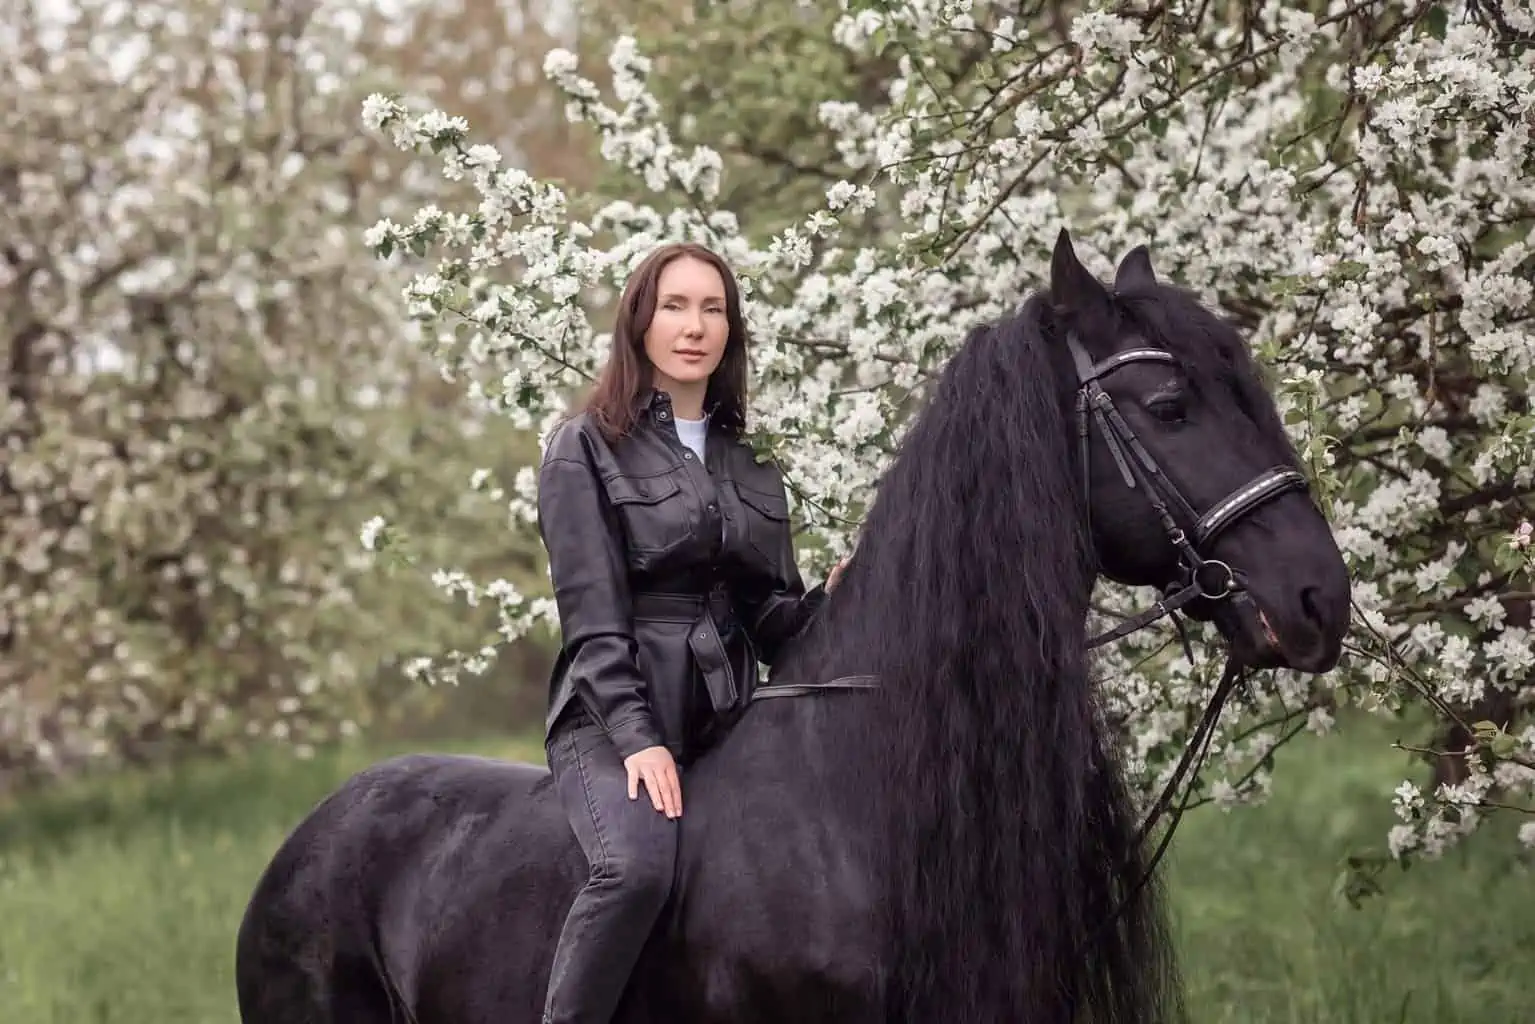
left=537, top=389, right=825, bottom=764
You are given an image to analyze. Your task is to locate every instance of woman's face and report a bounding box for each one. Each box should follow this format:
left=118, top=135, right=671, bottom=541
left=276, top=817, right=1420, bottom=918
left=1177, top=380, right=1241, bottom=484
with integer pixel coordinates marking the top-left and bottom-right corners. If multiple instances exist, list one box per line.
left=643, top=256, right=730, bottom=398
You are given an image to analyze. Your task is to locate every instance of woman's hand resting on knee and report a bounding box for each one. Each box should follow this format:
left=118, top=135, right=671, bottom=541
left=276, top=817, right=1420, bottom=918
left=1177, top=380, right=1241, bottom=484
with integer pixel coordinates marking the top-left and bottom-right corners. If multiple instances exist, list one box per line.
left=624, top=746, right=682, bottom=819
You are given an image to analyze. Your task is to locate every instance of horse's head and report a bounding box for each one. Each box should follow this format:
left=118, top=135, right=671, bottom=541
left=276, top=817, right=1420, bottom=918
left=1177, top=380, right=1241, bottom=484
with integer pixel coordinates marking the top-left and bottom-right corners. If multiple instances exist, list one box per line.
left=1045, top=229, right=1350, bottom=673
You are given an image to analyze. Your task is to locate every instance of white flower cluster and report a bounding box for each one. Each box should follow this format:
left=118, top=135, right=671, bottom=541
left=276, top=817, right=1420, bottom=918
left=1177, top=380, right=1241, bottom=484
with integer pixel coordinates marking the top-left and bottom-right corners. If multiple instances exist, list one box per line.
left=0, top=0, right=528, bottom=783
left=362, top=1, right=1535, bottom=861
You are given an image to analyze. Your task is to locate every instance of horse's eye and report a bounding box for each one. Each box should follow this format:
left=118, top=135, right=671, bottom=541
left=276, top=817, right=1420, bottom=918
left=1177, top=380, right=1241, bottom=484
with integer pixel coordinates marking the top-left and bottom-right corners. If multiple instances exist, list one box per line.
left=1146, top=396, right=1187, bottom=423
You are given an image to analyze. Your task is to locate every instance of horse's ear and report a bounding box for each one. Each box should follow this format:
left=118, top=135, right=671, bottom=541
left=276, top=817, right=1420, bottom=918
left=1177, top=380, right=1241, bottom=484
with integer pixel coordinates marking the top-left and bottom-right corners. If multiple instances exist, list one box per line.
left=1049, top=228, right=1110, bottom=314
left=1113, top=245, right=1157, bottom=293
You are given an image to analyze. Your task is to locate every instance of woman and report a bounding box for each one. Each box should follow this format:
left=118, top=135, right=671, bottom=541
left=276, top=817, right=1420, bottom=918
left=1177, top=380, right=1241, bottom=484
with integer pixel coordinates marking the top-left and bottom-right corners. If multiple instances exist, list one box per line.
left=535, top=241, right=846, bottom=1024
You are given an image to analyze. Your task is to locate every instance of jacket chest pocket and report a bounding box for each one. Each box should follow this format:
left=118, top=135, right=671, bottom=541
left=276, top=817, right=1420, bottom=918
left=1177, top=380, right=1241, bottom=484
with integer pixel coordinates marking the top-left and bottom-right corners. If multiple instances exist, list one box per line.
left=734, top=483, right=790, bottom=567
left=606, top=472, right=692, bottom=556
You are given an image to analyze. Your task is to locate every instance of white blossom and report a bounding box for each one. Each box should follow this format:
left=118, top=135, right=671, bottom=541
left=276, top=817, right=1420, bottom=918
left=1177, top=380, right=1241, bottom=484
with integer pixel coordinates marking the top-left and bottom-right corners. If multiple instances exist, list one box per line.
left=351, top=1, right=1535, bottom=870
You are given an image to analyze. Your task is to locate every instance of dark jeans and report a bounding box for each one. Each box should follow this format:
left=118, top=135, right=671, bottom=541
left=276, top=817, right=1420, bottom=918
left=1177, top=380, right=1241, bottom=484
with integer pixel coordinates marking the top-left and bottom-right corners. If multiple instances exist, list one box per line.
left=543, top=711, right=679, bottom=1024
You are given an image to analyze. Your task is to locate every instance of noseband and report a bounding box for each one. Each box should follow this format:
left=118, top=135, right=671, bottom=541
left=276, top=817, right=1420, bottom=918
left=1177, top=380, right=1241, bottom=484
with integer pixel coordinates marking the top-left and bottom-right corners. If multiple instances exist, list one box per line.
left=1067, top=333, right=1308, bottom=651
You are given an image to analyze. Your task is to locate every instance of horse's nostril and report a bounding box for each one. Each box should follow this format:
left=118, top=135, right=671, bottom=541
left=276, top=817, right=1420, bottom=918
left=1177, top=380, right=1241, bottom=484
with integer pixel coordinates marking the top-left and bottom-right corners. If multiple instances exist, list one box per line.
left=1300, top=586, right=1328, bottom=630
left=1283, top=583, right=1347, bottom=673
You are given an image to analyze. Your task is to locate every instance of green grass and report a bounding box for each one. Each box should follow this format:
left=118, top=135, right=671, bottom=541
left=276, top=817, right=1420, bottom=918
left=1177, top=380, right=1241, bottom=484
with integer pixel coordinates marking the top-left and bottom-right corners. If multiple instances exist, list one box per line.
left=2, top=723, right=1531, bottom=1024
left=1165, top=726, right=1534, bottom=1023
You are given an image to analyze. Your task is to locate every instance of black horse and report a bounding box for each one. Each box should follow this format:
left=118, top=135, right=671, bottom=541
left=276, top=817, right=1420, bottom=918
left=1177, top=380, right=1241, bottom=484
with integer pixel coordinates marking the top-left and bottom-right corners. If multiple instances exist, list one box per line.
left=235, top=231, right=1351, bottom=1024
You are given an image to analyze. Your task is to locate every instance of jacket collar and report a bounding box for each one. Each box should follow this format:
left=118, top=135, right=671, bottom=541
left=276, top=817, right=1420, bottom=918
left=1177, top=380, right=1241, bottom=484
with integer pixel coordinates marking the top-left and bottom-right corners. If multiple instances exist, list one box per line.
left=635, top=386, right=720, bottom=424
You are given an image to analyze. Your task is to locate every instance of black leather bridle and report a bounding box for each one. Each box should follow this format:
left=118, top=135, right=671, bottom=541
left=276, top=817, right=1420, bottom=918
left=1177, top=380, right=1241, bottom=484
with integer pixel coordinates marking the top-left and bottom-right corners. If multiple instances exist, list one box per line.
left=1065, top=330, right=1316, bottom=932
left=1067, top=332, right=1308, bottom=652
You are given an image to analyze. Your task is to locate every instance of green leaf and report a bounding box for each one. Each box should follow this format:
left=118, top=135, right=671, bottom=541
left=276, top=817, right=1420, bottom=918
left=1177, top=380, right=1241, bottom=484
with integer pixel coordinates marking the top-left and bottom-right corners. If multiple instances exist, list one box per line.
left=1270, top=274, right=1308, bottom=297
left=1424, top=4, right=1449, bottom=41
left=1490, top=733, right=1519, bottom=758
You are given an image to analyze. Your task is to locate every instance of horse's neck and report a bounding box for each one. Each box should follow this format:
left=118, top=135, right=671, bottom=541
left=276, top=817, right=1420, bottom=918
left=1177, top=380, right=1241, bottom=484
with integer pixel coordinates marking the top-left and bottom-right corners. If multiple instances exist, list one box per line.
left=711, top=687, right=884, bottom=837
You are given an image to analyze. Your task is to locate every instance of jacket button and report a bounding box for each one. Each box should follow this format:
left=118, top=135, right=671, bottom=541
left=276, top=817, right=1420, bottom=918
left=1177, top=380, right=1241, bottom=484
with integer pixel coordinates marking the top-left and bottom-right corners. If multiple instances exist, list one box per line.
left=657, top=410, right=669, bottom=420
left=683, top=451, right=694, bottom=460
left=706, top=503, right=717, bottom=513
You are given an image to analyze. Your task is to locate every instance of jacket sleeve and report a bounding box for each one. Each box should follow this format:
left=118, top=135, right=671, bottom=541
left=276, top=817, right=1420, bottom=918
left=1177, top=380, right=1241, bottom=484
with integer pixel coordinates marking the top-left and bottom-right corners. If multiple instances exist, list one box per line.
left=537, top=449, right=663, bottom=759
left=739, top=483, right=828, bottom=667
left=748, top=569, right=826, bottom=667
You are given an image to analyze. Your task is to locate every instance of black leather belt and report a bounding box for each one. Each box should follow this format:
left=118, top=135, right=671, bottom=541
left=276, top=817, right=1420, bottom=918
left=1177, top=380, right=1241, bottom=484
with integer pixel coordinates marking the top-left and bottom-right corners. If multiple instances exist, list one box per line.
left=631, top=591, right=719, bottom=622
left=632, top=587, right=741, bottom=712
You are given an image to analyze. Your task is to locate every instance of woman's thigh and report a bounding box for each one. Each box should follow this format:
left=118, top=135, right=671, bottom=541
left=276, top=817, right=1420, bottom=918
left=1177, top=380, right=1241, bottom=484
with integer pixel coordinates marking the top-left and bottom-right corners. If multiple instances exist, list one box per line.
left=546, top=714, right=678, bottom=874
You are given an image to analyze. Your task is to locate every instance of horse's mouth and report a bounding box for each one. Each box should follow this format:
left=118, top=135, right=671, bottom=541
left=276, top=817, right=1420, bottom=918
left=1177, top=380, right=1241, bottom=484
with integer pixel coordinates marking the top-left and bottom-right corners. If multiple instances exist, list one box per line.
left=1257, top=609, right=1281, bottom=650
left=1247, top=605, right=1306, bottom=670
left=1185, top=590, right=1298, bottom=669
left=1213, top=598, right=1286, bottom=669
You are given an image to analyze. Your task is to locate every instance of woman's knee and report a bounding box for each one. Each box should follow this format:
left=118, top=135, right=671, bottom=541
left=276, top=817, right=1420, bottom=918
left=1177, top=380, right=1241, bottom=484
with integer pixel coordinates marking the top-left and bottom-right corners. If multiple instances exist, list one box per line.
left=594, top=845, right=676, bottom=907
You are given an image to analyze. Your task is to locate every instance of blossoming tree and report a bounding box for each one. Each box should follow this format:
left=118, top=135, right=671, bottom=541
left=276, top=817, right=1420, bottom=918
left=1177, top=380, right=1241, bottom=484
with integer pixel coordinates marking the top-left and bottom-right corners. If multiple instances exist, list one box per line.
left=362, top=0, right=1535, bottom=872
left=0, top=0, right=589, bottom=787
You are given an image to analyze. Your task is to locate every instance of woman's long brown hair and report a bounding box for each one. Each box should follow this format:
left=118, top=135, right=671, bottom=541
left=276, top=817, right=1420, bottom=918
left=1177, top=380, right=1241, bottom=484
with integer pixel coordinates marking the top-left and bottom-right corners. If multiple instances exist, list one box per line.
left=582, top=242, right=751, bottom=441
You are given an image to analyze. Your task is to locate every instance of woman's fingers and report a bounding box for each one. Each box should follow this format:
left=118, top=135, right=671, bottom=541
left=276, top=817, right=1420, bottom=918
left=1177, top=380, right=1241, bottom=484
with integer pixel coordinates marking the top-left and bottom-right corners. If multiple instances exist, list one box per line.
left=640, top=765, right=665, bottom=813
left=645, top=762, right=681, bottom=819
left=623, top=747, right=682, bottom=818
left=662, top=763, right=683, bottom=818
left=648, top=765, right=671, bottom=819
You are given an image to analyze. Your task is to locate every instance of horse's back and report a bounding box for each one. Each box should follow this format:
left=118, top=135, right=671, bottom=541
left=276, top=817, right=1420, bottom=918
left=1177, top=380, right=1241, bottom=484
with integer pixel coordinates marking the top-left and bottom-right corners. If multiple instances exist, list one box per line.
left=237, top=714, right=887, bottom=1024
left=236, top=751, right=583, bottom=1023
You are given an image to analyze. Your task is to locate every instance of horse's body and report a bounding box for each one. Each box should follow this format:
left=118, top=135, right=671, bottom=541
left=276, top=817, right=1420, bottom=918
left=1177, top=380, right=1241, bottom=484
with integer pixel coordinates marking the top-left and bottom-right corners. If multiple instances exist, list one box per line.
left=238, top=692, right=882, bottom=1024
left=236, top=233, right=1352, bottom=1023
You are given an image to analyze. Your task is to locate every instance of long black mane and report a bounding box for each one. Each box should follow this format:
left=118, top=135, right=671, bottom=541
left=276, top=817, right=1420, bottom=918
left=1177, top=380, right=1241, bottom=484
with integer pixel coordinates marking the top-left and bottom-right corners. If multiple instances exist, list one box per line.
left=782, top=290, right=1185, bottom=1022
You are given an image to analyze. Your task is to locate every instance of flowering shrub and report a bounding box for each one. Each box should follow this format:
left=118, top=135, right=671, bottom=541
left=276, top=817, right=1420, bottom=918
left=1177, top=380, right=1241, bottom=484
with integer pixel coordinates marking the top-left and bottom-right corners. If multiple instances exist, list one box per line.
left=0, top=0, right=533, bottom=787
left=362, top=0, right=1535, bottom=871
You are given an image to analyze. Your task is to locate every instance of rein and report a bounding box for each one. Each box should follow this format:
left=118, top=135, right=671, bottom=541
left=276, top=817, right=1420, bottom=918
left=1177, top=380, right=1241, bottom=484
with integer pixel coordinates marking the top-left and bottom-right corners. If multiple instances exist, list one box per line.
left=752, top=676, right=880, bottom=700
